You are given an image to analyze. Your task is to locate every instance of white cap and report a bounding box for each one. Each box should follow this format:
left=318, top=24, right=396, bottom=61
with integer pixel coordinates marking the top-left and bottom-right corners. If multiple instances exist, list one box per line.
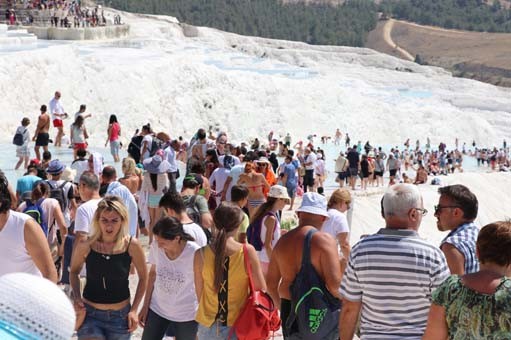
left=0, top=273, right=75, bottom=340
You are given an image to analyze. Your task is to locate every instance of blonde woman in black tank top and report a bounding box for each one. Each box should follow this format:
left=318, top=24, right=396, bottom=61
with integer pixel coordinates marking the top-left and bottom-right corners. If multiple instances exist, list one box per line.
left=70, top=196, right=148, bottom=340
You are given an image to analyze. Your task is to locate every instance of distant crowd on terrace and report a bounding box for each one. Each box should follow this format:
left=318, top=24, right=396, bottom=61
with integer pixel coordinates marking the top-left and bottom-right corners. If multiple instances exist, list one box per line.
left=4, top=0, right=122, bottom=27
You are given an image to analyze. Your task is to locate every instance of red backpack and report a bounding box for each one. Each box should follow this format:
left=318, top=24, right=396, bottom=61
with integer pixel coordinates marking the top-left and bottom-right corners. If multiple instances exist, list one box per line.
left=229, top=244, right=281, bottom=340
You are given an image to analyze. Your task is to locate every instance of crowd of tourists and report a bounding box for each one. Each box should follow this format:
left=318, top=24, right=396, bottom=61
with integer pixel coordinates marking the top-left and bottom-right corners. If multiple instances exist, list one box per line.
left=4, top=0, right=119, bottom=28
left=1, top=91, right=511, bottom=339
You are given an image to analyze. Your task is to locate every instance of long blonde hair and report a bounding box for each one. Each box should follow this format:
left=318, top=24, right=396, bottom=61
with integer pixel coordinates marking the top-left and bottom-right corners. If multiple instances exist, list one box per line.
left=122, top=157, right=137, bottom=176
left=89, top=196, right=129, bottom=252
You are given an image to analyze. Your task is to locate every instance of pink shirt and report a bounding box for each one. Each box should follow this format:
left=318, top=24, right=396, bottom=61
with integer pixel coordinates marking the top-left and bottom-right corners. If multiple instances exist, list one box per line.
left=109, top=122, right=120, bottom=141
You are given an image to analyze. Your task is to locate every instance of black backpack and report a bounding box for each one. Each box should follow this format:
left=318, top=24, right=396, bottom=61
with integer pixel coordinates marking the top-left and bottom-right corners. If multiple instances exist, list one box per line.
left=47, top=180, right=68, bottom=212
left=128, top=135, right=144, bottom=163
left=12, top=128, right=26, bottom=146
left=285, top=229, right=341, bottom=339
left=185, top=195, right=211, bottom=243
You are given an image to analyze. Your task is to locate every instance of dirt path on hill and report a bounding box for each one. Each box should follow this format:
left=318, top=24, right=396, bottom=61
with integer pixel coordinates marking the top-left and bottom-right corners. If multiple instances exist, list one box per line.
left=382, top=19, right=414, bottom=61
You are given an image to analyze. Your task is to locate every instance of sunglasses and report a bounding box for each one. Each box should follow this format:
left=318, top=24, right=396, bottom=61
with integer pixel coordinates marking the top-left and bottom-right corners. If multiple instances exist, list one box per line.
left=434, top=205, right=461, bottom=214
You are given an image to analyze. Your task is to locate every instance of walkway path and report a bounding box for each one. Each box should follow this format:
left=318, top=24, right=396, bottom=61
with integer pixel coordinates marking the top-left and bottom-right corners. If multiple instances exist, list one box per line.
left=382, top=19, right=414, bottom=61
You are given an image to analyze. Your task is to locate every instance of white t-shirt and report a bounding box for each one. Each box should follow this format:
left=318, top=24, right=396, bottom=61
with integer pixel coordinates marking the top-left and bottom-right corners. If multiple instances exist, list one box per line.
left=164, top=146, right=178, bottom=172
left=141, top=135, right=153, bottom=160
left=227, top=163, right=245, bottom=201
left=148, top=241, right=200, bottom=322
left=304, top=152, right=317, bottom=170
left=314, top=159, right=325, bottom=176
left=71, top=158, right=89, bottom=184
left=49, top=97, right=64, bottom=120
left=322, top=209, right=350, bottom=240
left=74, top=198, right=102, bottom=234
left=257, top=214, right=280, bottom=264
left=209, top=167, right=230, bottom=205
left=183, top=222, right=207, bottom=247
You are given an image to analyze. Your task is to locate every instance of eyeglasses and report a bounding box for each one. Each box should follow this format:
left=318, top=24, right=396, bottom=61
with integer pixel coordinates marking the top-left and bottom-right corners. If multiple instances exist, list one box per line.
left=434, top=205, right=461, bottom=214
left=414, top=208, right=428, bottom=216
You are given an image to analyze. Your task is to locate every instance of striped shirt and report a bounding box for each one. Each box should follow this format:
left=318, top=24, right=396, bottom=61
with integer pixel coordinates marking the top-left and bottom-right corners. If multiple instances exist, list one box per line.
left=440, top=222, right=479, bottom=274
left=340, top=228, right=449, bottom=340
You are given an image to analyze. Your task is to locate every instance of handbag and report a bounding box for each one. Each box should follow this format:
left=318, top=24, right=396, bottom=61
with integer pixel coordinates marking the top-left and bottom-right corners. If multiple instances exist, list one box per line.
left=229, top=245, right=281, bottom=340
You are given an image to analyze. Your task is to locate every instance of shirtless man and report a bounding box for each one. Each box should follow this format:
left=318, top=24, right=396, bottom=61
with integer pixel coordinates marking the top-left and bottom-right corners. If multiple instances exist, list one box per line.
left=267, top=192, right=342, bottom=339
left=32, top=105, right=51, bottom=160
left=49, top=91, right=68, bottom=147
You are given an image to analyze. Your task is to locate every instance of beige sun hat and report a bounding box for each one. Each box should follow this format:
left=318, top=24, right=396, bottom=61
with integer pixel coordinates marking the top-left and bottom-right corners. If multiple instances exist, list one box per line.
left=268, top=185, right=290, bottom=203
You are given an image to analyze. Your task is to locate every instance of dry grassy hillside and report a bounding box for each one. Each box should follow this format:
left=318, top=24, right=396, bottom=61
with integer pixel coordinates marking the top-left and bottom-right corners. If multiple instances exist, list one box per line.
left=366, top=19, right=511, bottom=87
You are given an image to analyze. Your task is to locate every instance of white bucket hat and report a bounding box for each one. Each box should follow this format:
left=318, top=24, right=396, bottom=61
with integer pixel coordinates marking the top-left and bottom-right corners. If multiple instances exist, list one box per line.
left=268, top=185, right=290, bottom=203
left=296, top=192, right=329, bottom=217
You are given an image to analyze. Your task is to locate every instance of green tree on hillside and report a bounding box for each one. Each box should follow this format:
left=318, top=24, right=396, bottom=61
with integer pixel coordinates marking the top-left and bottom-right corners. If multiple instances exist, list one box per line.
left=107, top=0, right=378, bottom=46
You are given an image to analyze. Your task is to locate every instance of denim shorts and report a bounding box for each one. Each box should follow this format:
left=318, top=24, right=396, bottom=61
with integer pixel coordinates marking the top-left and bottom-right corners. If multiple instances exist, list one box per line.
left=197, top=322, right=237, bottom=340
left=110, top=140, right=120, bottom=156
left=77, top=303, right=131, bottom=340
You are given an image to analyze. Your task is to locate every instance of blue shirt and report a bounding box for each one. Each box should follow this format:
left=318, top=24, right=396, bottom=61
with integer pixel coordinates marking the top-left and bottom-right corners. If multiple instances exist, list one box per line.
left=441, top=222, right=480, bottom=274
left=16, top=175, right=42, bottom=195
left=284, top=163, right=297, bottom=188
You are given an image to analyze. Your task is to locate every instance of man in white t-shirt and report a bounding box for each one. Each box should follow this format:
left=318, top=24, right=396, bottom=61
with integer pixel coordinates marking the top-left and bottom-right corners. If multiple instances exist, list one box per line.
left=74, top=171, right=102, bottom=242
left=0, top=175, right=57, bottom=282
left=49, top=91, right=68, bottom=147
left=303, top=148, right=317, bottom=193
left=158, top=192, right=208, bottom=247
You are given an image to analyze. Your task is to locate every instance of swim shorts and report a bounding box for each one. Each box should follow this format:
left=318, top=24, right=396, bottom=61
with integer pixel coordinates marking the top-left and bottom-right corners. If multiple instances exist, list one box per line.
left=349, top=167, right=358, bottom=177
left=389, top=169, right=397, bottom=177
left=53, top=119, right=63, bottom=128
left=74, top=143, right=87, bottom=150
left=35, top=132, right=50, bottom=146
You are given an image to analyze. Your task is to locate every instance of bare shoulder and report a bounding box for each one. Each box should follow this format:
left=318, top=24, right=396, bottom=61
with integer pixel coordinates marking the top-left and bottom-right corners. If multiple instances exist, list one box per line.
left=312, top=231, right=337, bottom=249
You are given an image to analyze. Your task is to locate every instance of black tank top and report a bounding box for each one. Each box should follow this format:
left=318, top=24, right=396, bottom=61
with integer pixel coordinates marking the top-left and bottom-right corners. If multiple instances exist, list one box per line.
left=83, top=237, right=132, bottom=304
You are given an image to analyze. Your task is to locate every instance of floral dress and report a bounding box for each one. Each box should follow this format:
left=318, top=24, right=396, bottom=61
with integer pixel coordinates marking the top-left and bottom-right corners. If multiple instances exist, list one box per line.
left=432, top=275, right=511, bottom=339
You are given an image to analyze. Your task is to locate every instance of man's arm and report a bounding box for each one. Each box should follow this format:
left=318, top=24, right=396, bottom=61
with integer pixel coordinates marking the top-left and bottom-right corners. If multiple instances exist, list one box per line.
left=220, top=176, right=232, bottom=201
left=317, top=233, right=342, bottom=299
left=24, top=219, right=58, bottom=283
left=266, top=247, right=282, bottom=310
left=340, top=299, right=362, bottom=340
left=441, top=243, right=465, bottom=275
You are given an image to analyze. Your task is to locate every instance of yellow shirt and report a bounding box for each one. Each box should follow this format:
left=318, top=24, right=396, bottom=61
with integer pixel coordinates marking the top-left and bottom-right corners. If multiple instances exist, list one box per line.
left=195, top=246, right=249, bottom=327
left=236, top=213, right=250, bottom=242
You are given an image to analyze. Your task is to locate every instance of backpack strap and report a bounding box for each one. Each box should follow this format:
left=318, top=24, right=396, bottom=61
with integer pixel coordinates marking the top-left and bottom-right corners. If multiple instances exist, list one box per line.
left=301, top=229, right=316, bottom=266
left=242, top=244, right=255, bottom=294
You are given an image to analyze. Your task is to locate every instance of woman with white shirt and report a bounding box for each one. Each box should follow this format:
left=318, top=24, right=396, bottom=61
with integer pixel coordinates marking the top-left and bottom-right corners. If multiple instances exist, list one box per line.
left=139, top=217, right=199, bottom=340
left=322, top=189, right=351, bottom=271
left=249, top=185, right=289, bottom=275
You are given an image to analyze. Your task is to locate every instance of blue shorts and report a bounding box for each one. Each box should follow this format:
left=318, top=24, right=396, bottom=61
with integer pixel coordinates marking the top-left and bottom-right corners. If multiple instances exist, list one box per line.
left=148, top=194, right=162, bottom=208
left=286, top=185, right=296, bottom=198
left=77, top=303, right=131, bottom=340
left=110, top=140, right=121, bottom=156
